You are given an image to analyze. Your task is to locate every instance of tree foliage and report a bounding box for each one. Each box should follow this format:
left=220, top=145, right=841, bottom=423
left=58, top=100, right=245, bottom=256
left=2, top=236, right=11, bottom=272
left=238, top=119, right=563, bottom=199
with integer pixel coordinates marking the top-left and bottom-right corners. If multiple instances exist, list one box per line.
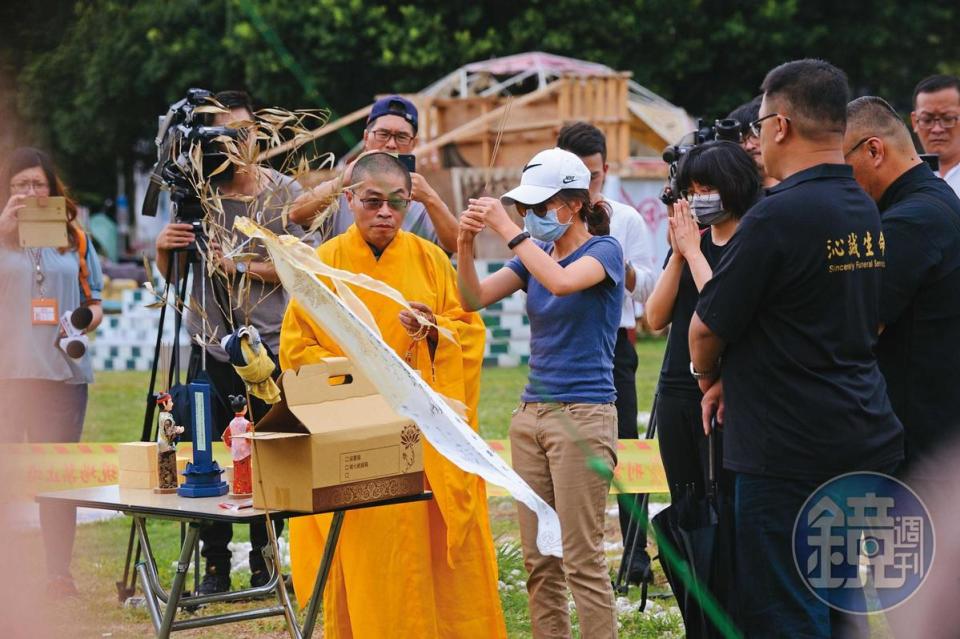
left=4, top=0, right=960, bottom=204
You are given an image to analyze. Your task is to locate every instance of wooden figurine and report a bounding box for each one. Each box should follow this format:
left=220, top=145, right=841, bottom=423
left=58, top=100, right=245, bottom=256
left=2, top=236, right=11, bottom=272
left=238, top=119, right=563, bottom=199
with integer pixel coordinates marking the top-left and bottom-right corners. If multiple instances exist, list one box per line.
left=223, top=395, right=253, bottom=498
left=155, top=392, right=184, bottom=493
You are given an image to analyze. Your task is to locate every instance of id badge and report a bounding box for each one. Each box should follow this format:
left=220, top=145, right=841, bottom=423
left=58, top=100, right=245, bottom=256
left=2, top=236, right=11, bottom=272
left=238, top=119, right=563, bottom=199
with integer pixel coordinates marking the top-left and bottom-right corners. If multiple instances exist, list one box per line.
left=31, top=297, right=59, bottom=325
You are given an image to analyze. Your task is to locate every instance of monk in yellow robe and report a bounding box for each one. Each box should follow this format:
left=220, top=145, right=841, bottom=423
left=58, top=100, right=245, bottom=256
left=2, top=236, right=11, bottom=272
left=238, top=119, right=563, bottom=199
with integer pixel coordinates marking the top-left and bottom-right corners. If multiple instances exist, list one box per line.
left=279, top=152, right=507, bottom=639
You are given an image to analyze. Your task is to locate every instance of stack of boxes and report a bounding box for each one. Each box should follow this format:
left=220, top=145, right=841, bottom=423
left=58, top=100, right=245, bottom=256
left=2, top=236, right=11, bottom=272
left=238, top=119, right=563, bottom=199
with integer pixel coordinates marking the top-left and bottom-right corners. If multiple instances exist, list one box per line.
left=118, top=442, right=159, bottom=489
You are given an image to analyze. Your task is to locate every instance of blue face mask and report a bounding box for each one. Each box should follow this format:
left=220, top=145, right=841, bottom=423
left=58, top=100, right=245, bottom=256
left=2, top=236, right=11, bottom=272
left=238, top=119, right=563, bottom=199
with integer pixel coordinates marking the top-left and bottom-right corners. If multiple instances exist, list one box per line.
left=523, top=206, right=571, bottom=242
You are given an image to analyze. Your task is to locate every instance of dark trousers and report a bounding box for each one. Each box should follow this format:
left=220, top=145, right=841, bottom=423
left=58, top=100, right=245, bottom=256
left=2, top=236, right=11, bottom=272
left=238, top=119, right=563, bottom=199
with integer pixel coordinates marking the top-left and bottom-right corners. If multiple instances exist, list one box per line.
left=187, top=345, right=284, bottom=574
left=654, top=391, right=714, bottom=503
left=613, top=328, right=648, bottom=561
left=734, top=472, right=869, bottom=639
left=0, top=380, right=88, bottom=578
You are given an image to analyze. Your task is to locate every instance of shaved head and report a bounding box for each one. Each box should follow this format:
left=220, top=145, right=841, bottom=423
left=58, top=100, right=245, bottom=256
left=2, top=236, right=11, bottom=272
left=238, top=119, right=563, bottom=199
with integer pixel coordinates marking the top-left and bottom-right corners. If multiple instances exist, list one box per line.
left=351, top=152, right=412, bottom=192
left=846, top=96, right=916, bottom=154
left=844, top=96, right=922, bottom=201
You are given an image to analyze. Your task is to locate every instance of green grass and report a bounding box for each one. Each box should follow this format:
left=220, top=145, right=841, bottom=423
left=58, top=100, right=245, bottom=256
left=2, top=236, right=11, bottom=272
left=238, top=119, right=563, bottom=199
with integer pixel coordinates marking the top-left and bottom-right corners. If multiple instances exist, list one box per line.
left=63, top=337, right=677, bottom=637
left=84, top=370, right=151, bottom=442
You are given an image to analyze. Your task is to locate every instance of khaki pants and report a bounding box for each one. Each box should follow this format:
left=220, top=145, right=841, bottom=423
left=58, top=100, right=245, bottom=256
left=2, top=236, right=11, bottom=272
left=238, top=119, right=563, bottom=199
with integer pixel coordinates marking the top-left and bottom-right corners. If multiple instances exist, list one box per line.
left=511, top=401, right=618, bottom=639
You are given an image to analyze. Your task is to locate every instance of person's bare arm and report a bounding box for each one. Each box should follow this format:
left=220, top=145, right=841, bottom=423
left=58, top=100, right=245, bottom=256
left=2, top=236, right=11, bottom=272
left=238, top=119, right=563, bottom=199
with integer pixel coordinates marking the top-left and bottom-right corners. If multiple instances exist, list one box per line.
left=288, top=177, right=341, bottom=226
left=155, top=223, right=194, bottom=281
left=209, top=239, right=280, bottom=284
left=645, top=252, right=684, bottom=330
left=689, top=311, right=725, bottom=388
left=411, top=172, right=458, bottom=252
left=467, top=197, right=608, bottom=296
left=456, top=218, right=523, bottom=310
left=87, top=302, right=103, bottom=332
left=672, top=200, right=712, bottom=291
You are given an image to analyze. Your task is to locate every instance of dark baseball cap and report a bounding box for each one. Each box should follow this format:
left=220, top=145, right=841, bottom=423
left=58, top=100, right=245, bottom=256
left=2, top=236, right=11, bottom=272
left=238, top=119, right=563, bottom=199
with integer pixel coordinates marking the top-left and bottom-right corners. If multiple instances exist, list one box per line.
left=367, top=95, right=418, bottom=133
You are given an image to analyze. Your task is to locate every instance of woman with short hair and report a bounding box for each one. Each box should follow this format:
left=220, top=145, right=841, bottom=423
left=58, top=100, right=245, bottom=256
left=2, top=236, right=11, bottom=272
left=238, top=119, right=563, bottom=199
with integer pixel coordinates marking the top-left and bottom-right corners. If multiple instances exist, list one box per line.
left=645, top=140, right=761, bottom=502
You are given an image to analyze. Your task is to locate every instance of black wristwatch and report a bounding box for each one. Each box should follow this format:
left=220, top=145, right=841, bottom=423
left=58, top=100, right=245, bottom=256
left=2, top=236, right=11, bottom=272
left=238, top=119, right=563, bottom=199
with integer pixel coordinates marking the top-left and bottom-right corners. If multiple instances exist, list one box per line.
left=507, top=231, right=530, bottom=250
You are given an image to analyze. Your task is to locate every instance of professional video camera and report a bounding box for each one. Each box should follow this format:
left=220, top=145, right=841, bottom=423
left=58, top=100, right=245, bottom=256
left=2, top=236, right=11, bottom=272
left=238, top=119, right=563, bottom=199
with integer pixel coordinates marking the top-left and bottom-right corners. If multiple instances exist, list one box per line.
left=660, top=118, right=742, bottom=205
left=142, top=88, right=240, bottom=227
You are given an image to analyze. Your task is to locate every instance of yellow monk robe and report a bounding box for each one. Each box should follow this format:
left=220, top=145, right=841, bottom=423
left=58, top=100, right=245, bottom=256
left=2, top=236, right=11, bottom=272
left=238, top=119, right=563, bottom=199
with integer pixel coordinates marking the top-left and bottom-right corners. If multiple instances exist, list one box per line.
left=280, top=225, right=507, bottom=639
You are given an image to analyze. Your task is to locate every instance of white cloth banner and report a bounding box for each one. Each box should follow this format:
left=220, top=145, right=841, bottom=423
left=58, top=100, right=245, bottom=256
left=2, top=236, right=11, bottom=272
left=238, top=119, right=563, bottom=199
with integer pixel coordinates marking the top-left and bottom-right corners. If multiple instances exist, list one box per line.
left=236, top=218, right=562, bottom=557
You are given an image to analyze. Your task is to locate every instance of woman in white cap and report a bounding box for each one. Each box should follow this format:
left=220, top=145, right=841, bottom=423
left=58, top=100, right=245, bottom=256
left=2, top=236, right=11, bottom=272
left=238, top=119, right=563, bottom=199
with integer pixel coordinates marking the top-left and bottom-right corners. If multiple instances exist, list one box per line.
left=457, top=147, right=623, bottom=638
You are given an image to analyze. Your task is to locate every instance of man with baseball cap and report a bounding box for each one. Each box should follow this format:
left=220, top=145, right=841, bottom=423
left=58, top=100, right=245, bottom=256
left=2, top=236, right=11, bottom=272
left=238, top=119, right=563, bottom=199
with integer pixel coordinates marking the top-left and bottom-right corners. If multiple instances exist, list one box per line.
left=290, top=95, right=459, bottom=251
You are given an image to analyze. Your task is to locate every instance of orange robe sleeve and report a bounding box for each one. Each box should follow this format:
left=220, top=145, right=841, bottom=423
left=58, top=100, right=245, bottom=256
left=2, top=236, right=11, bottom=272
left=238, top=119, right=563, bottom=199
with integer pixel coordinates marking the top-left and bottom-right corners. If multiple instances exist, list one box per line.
left=278, top=230, right=505, bottom=639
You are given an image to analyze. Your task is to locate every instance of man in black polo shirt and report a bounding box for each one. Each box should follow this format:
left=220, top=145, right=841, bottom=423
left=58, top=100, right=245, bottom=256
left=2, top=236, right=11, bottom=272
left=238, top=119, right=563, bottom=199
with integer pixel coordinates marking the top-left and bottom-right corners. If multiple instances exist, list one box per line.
left=689, top=60, right=904, bottom=637
left=844, top=95, right=960, bottom=473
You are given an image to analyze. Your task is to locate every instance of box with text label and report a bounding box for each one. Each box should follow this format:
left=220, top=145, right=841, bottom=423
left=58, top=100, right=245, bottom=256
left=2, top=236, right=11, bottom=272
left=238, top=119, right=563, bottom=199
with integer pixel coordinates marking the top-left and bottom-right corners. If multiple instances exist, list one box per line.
left=243, top=358, right=424, bottom=512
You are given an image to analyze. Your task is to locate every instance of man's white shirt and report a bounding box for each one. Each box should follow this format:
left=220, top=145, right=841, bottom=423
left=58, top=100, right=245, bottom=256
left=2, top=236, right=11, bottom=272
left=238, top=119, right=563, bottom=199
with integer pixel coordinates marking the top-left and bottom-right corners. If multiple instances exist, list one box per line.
left=606, top=198, right=657, bottom=328
left=937, top=163, right=960, bottom=198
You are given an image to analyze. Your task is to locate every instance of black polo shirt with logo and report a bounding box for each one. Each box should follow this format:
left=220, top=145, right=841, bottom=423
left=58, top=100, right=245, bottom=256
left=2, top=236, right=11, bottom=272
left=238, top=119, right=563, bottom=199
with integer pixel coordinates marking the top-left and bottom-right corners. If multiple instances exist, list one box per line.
left=876, top=162, right=960, bottom=469
left=696, top=164, right=904, bottom=481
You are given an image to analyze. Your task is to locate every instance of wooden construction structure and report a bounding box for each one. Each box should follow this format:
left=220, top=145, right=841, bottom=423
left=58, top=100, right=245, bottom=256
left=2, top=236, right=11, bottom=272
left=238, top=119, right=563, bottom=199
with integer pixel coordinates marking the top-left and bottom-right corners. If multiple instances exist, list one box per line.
left=277, top=52, right=694, bottom=257
left=272, top=52, right=692, bottom=173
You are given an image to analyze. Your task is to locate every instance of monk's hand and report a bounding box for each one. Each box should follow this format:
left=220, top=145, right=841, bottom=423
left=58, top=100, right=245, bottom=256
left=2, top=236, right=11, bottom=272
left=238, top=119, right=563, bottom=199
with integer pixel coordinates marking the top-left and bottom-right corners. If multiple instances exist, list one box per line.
left=467, top=197, right=512, bottom=236
left=399, top=302, right=438, bottom=343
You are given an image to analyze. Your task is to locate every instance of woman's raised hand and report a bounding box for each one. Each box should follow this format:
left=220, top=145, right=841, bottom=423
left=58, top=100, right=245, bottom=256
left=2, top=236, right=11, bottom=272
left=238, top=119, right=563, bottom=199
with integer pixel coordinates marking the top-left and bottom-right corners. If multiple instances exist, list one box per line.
left=671, top=199, right=701, bottom=259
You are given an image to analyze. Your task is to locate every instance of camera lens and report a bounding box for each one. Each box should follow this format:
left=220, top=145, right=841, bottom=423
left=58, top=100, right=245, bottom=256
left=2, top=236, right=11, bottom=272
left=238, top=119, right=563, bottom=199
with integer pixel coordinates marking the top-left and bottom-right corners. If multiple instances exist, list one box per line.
left=71, top=306, right=93, bottom=331
left=65, top=339, right=86, bottom=359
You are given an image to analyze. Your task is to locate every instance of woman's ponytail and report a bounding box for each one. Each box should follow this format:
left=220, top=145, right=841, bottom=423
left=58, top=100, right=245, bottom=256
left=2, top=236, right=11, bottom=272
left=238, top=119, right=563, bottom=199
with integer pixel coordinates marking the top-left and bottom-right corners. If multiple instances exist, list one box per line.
left=560, top=189, right=610, bottom=236
left=583, top=199, right=610, bottom=236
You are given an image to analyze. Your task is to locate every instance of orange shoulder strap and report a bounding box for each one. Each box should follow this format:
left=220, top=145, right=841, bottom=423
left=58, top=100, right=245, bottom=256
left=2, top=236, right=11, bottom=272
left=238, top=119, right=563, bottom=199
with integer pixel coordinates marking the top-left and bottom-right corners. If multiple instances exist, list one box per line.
left=75, top=228, right=92, bottom=302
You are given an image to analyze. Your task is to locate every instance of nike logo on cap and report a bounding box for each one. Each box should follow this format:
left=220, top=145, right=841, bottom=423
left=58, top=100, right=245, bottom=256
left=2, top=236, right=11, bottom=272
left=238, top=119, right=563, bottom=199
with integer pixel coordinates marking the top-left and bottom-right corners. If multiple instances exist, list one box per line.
left=522, top=163, right=543, bottom=173
left=562, top=175, right=576, bottom=184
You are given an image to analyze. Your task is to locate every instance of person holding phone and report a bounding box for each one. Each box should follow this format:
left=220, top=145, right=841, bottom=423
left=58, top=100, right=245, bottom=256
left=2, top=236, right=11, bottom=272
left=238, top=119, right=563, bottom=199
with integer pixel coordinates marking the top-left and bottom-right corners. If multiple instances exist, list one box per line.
left=0, top=146, right=104, bottom=595
left=289, top=95, right=460, bottom=251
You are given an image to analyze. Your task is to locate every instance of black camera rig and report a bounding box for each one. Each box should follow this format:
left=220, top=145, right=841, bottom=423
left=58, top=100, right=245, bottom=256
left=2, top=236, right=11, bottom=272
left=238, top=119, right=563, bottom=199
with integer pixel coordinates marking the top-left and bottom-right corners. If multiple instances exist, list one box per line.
left=142, top=88, right=239, bottom=224
left=660, top=118, right=742, bottom=205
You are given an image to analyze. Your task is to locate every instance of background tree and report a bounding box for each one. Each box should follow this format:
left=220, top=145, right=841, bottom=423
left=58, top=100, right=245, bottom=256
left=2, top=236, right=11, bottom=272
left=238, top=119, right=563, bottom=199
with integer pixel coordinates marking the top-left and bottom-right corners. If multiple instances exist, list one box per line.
left=3, top=0, right=959, bottom=214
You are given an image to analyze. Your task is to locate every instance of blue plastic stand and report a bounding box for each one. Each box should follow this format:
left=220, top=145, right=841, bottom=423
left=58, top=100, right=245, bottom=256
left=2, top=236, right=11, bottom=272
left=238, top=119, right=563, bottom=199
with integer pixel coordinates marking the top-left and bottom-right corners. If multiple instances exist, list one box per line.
left=177, top=376, right=228, bottom=498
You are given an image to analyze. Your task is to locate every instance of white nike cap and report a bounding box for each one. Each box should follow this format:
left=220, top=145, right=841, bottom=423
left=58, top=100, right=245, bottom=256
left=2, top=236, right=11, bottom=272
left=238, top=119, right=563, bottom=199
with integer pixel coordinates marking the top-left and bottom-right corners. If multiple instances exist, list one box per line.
left=501, top=147, right=591, bottom=206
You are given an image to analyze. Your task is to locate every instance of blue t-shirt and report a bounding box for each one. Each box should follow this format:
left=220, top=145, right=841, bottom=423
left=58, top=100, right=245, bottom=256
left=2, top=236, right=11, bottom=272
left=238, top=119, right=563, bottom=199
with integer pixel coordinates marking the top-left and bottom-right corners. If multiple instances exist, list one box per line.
left=506, top=235, right=624, bottom=403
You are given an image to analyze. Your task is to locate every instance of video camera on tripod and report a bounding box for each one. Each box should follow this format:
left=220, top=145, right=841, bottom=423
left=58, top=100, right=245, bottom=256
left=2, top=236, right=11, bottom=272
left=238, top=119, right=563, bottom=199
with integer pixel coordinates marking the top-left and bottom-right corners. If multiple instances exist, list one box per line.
left=660, top=118, right=742, bottom=205
left=136, top=88, right=237, bottom=497
left=142, top=88, right=240, bottom=243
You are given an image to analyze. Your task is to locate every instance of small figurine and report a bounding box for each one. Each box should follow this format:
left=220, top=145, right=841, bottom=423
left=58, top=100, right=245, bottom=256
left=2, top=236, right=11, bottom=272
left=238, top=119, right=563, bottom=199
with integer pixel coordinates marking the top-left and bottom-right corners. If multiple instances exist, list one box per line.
left=155, top=392, right=184, bottom=493
left=223, top=394, right=253, bottom=498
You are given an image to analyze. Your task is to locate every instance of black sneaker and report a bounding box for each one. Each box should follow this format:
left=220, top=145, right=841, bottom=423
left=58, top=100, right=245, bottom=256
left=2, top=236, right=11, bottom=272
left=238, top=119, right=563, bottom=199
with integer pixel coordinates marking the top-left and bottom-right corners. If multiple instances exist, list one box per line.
left=627, top=550, right=654, bottom=586
left=250, top=570, right=271, bottom=589
left=198, top=568, right=231, bottom=595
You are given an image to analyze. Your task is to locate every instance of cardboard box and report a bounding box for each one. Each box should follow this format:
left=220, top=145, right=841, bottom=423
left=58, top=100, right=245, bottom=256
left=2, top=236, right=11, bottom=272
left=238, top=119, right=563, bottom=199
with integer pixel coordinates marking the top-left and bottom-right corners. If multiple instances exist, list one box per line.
left=18, top=196, right=67, bottom=248
left=119, top=469, right=159, bottom=490
left=247, top=358, right=424, bottom=512
left=176, top=455, right=189, bottom=477
left=119, top=442, right=159, bottom=473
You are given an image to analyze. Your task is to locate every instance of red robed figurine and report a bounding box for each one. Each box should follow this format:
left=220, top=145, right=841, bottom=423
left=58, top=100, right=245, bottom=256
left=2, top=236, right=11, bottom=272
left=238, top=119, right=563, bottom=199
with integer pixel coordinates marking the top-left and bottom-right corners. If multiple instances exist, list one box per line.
left=223, top=394, right=253, bottom=498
